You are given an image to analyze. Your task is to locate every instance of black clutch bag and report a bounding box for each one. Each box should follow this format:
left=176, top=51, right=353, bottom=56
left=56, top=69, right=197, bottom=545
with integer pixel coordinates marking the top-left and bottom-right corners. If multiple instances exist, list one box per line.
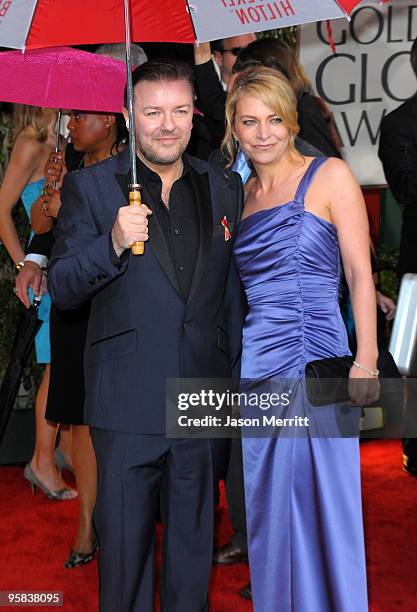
left=305, top=350, right=400, bottom=406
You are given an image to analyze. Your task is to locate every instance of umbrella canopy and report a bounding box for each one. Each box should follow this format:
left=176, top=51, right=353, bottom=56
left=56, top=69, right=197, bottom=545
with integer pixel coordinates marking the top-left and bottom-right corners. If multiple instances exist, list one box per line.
left=0, top=0, right=363, bottom=49
left=0, top=302, right=42, bottom=444
left=0, top=0, right=193, bottom=49
left=0, top=46, right=126, bottom=112
left=188, top=0, right=362, bottom=43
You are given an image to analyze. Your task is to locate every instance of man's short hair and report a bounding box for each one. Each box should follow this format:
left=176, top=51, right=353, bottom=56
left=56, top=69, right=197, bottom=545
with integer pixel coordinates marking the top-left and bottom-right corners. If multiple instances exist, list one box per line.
left=124, top=59, right=195, bottom=106
left=210, top=39, right=224, bottom=54
left=411, top=38, right=417, bottom=77
left=96, top=43, right=148, bottom=67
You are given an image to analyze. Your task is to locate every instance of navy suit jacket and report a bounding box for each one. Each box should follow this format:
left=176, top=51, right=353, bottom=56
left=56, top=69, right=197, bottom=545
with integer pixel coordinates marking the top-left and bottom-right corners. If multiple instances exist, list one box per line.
left=48, top=148, right=245, bottom=434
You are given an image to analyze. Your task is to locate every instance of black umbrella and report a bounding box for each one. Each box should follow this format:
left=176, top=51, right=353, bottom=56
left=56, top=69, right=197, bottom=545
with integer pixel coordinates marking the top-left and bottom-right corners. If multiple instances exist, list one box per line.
left=0, top=298, right=42, bottom=444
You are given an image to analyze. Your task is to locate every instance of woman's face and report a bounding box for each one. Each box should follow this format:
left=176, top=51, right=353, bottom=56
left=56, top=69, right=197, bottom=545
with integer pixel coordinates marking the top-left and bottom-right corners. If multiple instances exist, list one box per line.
left=233, top=95, right=290, bottom=166
left=67, top=111, right=113, bottom=153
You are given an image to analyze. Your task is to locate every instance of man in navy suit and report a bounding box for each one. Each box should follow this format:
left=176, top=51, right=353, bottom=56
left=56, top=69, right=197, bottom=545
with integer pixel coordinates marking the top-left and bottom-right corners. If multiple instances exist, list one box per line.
left=48, top=59, right=244, bottom=612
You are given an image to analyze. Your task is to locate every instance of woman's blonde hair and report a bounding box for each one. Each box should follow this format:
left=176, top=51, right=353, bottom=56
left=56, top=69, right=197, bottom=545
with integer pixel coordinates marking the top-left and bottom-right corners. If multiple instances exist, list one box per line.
left=12, top=105, right=53, bottom=143
left=223, top=66, right=300, bottom=168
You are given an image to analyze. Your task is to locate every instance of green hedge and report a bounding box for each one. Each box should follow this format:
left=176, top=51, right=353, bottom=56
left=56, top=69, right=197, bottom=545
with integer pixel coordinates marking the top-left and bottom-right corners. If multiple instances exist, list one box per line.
left=376, top=245, right=400, bottom=301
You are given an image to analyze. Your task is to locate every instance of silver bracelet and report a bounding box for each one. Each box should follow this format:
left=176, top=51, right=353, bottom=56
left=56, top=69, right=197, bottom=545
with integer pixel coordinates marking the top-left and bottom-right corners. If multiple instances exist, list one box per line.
left=352, top=360, right=379, bottom=377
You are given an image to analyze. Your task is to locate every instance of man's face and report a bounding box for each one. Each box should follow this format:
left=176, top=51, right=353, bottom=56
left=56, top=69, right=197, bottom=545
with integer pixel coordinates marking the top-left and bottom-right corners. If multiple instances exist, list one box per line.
left=213, top=34, right=256, bottom=85
left=128, top=79, right=194, bottom=166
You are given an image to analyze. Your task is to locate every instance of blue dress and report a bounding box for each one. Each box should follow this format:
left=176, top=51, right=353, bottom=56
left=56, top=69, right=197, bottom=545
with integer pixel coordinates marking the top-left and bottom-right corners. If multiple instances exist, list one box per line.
left=21, top=179, right=51, bottom=364
left=233, top=158, right=368, bottom=611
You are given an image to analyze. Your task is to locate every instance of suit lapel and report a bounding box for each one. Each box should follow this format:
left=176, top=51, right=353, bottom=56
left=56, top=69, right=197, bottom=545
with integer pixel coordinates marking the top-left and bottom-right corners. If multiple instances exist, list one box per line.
left=114, top=166, right=183, bottom=299
left=114, top=171, right=129, bottom=203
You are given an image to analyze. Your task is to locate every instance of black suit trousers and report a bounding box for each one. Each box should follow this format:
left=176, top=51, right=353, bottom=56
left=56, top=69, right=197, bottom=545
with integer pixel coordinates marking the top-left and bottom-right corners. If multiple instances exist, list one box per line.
left=92, top=428, right=213, bottom=612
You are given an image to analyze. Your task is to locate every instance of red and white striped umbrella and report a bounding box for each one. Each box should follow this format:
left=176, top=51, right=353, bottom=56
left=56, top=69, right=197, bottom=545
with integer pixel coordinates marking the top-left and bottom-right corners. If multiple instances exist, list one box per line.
left=0, top=0, right=363, bottom=50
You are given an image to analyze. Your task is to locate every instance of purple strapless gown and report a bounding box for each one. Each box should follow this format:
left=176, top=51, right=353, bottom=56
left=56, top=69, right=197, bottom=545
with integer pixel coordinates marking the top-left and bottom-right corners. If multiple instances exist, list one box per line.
left=233, top=157, right=368, bottom=611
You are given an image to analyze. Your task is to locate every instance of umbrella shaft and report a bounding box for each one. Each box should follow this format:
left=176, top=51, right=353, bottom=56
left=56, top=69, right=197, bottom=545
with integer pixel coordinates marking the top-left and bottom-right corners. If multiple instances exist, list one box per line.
left=55, top=109, right=62, bottom=152
left=123, top=0, right=138, bottom=186
left=52, top=109, right=62, bottom=190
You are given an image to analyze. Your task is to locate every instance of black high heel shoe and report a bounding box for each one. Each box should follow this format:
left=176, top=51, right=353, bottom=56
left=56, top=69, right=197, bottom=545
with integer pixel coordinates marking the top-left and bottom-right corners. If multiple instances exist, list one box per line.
left=64, top=540, right=98, bottom=569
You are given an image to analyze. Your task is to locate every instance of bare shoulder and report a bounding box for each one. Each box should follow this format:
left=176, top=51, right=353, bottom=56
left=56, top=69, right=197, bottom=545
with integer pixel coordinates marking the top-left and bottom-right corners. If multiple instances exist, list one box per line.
left=322, top=157, right=356, bottom=185
left=316, top=158, right=361, bottom=208
left=12, top=129, right=43, bottom=161
left=324, top=158, right=366, bottom=224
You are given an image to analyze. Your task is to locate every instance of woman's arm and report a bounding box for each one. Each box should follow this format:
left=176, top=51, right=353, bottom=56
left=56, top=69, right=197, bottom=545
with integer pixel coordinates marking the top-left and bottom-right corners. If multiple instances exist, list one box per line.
left=326, top=158, right=378, bottom=373
left=30, top=186, right=56, bottom=234
left=30, top=190, right=54, bottom=234
left=0, top=134, right=41, bottom=264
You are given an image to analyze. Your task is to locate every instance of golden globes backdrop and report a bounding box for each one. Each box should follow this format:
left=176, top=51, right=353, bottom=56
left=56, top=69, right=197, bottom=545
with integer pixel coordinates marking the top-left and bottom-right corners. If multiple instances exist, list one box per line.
left=300, top=0, right=417, bottom=185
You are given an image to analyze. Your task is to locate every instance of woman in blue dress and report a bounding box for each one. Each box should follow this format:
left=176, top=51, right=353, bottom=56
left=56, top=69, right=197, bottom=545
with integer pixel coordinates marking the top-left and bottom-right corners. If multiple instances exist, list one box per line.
left=0, top=105, right=75, bottom=500
left=224, top=68, right=379, bottom=611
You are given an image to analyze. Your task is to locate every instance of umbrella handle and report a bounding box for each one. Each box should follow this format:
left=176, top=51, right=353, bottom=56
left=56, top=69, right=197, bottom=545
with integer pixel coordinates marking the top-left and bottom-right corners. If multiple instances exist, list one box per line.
left=129, top=185, right=144, bottom=256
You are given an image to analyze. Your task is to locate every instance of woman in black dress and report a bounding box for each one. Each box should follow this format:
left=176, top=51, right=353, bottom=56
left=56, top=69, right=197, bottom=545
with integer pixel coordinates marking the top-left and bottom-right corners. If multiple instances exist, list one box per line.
left=31, top=111, right=127, bottom=567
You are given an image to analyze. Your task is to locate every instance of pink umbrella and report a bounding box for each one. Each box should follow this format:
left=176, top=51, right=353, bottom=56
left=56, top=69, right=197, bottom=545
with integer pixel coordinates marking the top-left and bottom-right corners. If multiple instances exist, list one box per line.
left=0, top=46, right=126, bottom=112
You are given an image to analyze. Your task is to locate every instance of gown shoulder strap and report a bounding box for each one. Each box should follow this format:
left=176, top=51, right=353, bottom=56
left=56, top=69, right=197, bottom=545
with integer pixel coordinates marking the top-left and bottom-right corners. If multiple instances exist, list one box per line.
left=294, top=156, right=328, bottom=204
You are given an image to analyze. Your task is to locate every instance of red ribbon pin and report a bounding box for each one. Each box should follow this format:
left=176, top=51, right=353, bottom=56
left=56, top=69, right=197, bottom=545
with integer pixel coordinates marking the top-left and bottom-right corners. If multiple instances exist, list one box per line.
left=221, top=216, right=231, bottom=241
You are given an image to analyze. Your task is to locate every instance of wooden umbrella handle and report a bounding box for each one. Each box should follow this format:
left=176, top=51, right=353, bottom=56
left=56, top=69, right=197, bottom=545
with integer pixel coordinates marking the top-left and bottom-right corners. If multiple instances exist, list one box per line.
left=129, top=187, right=144, bottom=255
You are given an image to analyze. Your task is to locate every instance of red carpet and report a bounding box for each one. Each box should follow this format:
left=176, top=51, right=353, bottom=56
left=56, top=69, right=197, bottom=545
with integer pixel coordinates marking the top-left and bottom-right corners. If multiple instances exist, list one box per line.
left=0, top=440, right=416, bottom=611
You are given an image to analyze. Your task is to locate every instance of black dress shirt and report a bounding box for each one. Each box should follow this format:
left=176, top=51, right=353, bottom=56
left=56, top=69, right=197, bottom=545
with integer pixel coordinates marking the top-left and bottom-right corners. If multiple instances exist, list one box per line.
left=115, top=157, right=200, bottom=301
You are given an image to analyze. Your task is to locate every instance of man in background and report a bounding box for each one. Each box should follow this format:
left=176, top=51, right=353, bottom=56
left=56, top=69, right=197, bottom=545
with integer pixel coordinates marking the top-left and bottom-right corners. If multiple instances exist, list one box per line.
left=379, top=37, right=417, bottom=476
left=194, top=34, right=256, bottom=148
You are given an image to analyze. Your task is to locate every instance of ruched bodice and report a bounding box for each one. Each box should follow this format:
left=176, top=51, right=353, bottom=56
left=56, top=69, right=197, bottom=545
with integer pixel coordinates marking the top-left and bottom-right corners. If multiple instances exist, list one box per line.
left=234, top=157, right=349, bottom=380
